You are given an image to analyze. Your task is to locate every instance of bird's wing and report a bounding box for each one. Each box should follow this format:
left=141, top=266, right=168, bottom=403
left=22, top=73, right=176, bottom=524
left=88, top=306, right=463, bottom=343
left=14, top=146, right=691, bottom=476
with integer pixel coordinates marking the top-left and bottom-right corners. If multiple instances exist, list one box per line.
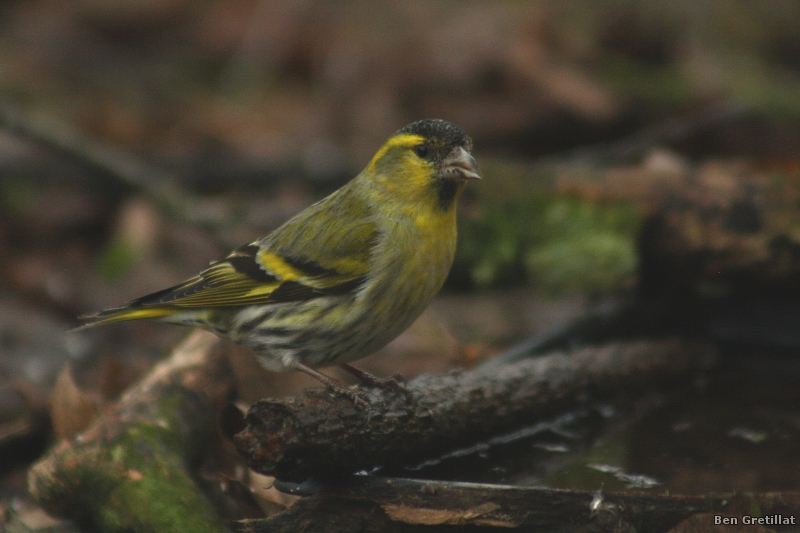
left=76, top=182, right=379, bottom=331
left=126, top=218, right=378, bottom=309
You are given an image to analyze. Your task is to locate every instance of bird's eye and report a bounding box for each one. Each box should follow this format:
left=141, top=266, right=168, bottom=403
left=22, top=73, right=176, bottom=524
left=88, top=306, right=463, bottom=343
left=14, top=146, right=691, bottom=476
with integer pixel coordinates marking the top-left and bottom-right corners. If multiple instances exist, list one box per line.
left=413, top=143, right=430, bottom=159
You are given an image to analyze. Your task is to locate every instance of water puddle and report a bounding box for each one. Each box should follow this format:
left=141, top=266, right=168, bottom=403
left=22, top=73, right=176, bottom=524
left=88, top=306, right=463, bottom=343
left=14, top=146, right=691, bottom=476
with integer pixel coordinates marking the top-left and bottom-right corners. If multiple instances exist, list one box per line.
left=383, top=351, right=800, bottom=496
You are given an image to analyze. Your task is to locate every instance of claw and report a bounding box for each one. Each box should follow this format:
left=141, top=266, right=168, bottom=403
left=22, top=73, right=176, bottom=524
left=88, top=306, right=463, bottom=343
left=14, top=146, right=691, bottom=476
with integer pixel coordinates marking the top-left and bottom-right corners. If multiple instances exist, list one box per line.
left=295, top=362, right=369, bottom=408
left=333, top=386, right=370, bottom=408
left=340, top=364, right=414, bottom=402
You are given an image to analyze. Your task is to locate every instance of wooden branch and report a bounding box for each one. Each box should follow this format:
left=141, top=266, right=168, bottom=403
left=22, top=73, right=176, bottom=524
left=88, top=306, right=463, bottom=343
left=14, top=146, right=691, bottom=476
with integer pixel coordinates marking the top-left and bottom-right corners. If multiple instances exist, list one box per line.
left=235, top=340, right=714, bottom=482
left=237, top=476, right=800, bottom=533
left=28, top=330, right=233, bottom=533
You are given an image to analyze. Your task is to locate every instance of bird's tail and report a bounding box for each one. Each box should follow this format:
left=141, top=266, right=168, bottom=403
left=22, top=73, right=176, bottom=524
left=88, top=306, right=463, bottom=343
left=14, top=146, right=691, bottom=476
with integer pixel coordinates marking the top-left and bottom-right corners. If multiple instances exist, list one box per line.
left=73, top=307, right=182, bottom=331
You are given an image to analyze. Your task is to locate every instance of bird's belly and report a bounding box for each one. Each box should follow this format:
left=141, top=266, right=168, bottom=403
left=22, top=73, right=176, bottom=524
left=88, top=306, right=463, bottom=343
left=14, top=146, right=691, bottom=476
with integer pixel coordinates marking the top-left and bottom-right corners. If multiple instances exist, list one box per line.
left=226, top=222, right=456, bottom=372
left=345, top=231, right=456, bottom=358
left=226, top=292, right=430, bottom=372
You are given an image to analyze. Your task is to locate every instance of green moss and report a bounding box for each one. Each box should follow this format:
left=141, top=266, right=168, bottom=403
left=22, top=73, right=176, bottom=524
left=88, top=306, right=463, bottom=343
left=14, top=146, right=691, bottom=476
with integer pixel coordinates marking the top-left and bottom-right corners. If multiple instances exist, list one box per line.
left=33, top=391, right=227, bottom=533
left=97, top=450, right=224, bottom=533
left=456, top=192, right=642, bottom=297
left=527, top=232, right=637, bottom=297
left=89, top=393, right=226, bottom=532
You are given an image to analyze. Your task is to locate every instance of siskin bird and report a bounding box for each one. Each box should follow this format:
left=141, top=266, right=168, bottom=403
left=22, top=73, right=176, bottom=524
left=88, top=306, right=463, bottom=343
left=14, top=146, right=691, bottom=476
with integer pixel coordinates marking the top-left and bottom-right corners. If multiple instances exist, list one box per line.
left=78, top=119, right=481, bottom=393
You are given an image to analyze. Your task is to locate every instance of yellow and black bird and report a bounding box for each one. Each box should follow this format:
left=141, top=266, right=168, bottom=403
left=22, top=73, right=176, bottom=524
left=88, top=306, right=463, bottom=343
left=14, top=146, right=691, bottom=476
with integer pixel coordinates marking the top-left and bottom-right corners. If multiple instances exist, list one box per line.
left=78, top=119, right=481, bottom=390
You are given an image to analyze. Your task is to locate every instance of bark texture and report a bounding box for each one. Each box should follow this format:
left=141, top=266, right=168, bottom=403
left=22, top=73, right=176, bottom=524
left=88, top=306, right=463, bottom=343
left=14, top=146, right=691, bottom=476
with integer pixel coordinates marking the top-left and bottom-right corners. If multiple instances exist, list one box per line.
left=235, top=339, right=713, bottom=481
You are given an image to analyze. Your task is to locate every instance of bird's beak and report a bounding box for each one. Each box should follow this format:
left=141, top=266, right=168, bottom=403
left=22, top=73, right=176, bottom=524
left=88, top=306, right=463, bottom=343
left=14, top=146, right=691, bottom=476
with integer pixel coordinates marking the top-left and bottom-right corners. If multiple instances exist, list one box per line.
left=441, top=146, right=482, bottom=180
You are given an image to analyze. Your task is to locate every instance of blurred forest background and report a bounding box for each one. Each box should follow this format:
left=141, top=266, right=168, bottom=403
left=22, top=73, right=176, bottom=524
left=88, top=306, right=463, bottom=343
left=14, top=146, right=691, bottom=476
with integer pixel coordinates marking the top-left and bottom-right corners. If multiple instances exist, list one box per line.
left=2, top=0, right=800, bottom=529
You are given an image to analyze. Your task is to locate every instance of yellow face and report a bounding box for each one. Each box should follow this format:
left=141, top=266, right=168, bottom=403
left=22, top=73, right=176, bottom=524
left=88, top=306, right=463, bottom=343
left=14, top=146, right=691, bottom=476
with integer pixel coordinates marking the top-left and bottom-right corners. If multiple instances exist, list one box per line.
left=365, top=132, right=471, bottom=214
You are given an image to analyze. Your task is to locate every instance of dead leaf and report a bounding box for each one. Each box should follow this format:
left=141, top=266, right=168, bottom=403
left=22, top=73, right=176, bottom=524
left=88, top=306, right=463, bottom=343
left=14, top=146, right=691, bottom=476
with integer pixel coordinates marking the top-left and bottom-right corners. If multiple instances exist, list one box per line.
left=382, top=502, right=517, bottom=527
left=248, top=471, right=299, bottom=517
left=50, top=363, right=99, bottom=440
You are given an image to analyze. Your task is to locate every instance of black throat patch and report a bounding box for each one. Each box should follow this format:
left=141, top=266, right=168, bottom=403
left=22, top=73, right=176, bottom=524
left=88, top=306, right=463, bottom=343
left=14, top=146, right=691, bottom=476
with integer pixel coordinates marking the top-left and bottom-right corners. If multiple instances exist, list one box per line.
left=436, top=178, right=462, bottom=211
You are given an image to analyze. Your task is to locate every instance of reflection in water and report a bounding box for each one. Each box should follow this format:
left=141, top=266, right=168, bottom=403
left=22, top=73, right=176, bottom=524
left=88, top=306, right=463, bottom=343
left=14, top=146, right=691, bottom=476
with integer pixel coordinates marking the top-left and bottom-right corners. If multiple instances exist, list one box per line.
left=382, top=351, right=800, bottom=496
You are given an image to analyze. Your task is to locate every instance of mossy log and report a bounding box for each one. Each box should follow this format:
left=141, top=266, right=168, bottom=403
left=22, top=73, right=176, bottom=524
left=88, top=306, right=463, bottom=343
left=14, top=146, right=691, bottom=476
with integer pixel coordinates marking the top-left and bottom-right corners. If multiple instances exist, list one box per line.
left=235, top=339, right=713, bottom=482
left=554, top=159, right=800, bottom=295
left=457, top=157, right=800, bottom=295
left=28, top=330, right=233, bottom=533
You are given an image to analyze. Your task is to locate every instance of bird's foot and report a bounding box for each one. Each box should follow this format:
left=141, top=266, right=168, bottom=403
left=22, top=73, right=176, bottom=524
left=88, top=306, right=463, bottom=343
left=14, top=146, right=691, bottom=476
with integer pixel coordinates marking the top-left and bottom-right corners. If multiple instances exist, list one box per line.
left=325, top=382, right=371, bottom=408
left=325, top=381, right=370, bottom=408
left=296, top=363, right=369, bottom=408
left=340, top=364, right=413, bottom=402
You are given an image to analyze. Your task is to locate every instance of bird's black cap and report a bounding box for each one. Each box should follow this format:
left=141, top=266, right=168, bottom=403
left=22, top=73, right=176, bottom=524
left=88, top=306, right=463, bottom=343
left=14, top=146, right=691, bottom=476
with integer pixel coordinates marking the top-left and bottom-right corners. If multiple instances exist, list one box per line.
left=397, top=119, right=472, bottom=151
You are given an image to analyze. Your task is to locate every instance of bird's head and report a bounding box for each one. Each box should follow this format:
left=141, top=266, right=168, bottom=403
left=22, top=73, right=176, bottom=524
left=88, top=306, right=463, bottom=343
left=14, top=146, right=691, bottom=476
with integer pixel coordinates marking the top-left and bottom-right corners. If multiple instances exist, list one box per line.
left=365, top=119, right=481, bottom=211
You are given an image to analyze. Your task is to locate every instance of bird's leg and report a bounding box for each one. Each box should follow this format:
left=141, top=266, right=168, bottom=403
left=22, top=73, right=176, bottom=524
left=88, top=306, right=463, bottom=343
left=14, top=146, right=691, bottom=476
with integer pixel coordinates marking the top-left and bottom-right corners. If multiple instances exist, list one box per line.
left=340, top=363, right=412, bottom=400
left=295, top=363, right=368, bottom=407
left=339, top=363, right=383, bottom=385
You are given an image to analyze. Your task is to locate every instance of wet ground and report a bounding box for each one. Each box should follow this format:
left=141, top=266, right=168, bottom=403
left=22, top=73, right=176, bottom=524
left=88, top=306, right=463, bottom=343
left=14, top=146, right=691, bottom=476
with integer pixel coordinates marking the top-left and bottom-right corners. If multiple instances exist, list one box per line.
left=383, top=338, right=800, bottom=498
